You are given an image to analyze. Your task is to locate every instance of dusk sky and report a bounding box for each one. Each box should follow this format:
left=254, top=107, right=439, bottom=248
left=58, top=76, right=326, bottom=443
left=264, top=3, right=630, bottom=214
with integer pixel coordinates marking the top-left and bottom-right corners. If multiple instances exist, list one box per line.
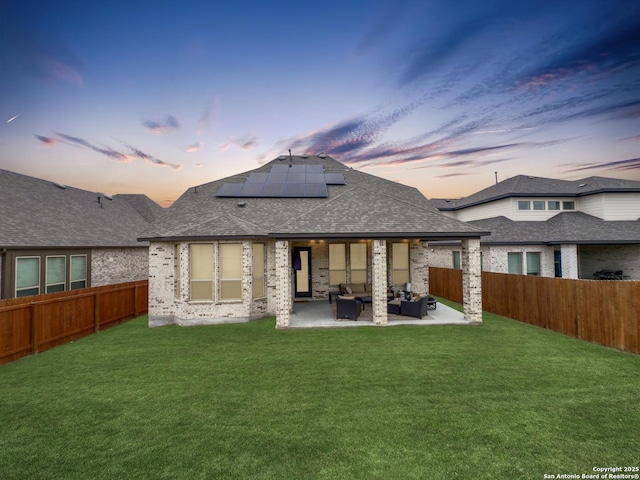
left=1, top=0, right=639, bottom=207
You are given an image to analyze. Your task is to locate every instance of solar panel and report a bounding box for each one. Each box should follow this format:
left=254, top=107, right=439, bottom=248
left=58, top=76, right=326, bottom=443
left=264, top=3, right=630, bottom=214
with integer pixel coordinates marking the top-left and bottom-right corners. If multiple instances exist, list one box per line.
left=305, top=183, right=328, bottom=197
left=325, top=173, right=346, bottom=185
left=286, top=172, right=305, bottom=183
left=306, top=173, right=325, bottom=184
left=246, top=173, right=269, bottom=183
left=284, top=183, right=306, bottom=196
left=266, top=173, right=288, bottom=183
left=239, top=183, right=265, bottom=196
left=216, top=183, right=243, bottom=196
left=215, top=164, right=342, bottom=197
left=262, top=183, right=285, bottom=196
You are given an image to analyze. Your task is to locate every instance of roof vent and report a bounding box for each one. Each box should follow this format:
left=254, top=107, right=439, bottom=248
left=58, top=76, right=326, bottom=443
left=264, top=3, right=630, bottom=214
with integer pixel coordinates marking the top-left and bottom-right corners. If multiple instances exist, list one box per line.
left=237, top=201, right=246, bottom=208
left=103, top=194, right=113, bottom=200
left=318, top=153, right=327, bottom=159
left=301, top=154, right=308, bottom=159
left=53, top=182, right=66, bottom=190
left=278, top=155, right=287, bottom=160
left=578, top=183, right=587, bottom=187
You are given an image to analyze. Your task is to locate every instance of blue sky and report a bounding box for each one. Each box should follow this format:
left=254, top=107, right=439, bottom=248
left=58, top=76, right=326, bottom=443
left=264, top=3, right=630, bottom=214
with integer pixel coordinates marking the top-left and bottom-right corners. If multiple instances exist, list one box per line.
left=1, top=0, right=639, bottom=206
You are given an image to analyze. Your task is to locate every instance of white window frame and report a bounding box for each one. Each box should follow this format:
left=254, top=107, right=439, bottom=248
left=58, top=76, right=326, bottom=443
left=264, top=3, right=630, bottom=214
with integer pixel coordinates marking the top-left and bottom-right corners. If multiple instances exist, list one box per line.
left=452, top=251, right=461, bottom=270
left=562, top=201, right=575, bottom=210
left=548, top=201, right=560, bottom=211
left=69, top=255, right=87, bottom=290
left=507, top=252, right=523, bottom=275
left=517, top=200, right=531, bottom=210
left=526, top=252, right=541, bottom=276
left=15, top=256, right=41, bottom=297
left=533, top=201, right=546, bottom=210
left=46, top=255, right=66, bottom=293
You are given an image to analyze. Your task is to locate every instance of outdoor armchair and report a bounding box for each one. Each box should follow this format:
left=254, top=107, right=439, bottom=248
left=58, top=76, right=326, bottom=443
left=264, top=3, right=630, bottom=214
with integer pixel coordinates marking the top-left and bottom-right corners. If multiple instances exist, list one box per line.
left=399, top=296, right=429, bottom=319
left=336, top=297, right=359, bottom=320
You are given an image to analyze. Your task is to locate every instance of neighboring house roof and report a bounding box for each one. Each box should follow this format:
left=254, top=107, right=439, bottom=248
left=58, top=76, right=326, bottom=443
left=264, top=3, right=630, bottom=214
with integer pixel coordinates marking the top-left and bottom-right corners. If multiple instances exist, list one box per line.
left=432, top=175, right=640, bottom=210
left=0, top=169, right=163, bottom=248
left=467, top=213, right=640, bottom=245
left=140, top=155, right=488, bottom=241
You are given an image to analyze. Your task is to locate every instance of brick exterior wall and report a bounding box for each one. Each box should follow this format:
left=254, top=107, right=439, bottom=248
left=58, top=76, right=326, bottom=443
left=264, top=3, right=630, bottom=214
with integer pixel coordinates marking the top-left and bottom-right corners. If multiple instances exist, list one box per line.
left=91, top=247, right=149, bottom=287
left=429, top=245, right=557, bottom=277
left=147, top=238, right=486, bottom=327
left=275, top=240, right=291, bottom=327
left=410, top=240, right=429, bottom=295
left=148, top=240, right=276, bottom=327
left=461, top=239, right=482, bottom=324
left=560, top=244, right=578, bottom=279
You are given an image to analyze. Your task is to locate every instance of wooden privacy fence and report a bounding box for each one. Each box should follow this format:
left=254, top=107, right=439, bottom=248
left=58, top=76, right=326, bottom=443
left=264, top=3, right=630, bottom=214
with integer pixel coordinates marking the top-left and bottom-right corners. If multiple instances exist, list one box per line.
left=429, top=267, right=640, bottom=355
left=0, top=280, right=148, bottom=365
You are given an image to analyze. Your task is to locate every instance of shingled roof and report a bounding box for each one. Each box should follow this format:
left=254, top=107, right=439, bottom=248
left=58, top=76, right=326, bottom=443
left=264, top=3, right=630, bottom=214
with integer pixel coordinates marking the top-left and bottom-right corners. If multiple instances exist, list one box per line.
left=467, top=213, right=640, bottom=245
left=433, top=175, right=640, bottom=210
left=0, top=169, right=163, bottom=248
left=140, top=155, right=488, bottom=241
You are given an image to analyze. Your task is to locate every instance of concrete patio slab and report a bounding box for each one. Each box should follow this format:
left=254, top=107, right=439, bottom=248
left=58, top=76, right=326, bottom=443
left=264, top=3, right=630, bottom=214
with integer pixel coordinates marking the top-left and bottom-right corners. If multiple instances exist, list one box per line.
left=287, top=299, right=471, bottom=328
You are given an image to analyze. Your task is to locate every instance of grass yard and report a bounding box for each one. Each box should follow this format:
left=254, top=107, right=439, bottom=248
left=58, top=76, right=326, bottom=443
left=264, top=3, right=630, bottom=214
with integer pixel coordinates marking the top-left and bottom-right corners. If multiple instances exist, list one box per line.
left=1, top=302, right=638, bottom=479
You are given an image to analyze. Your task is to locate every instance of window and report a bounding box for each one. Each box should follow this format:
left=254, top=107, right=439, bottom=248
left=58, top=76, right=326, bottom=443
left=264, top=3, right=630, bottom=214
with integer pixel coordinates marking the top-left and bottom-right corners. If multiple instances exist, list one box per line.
left=562, top=201, right=575, bottom=210
left=533, top=201, right=545, bottom=210
left=548, top=201, right=560, bottom=210
left=392, top=243, right=409, bottom=284
left=190, top=244, right=213, bottom=300
left=329, top=243, right=346, bottom=285
left=350, top=243, right=367, bottom=283
left=16, top=257, right=40, bottom=297
left=252, top=243, right=265, bottom=298
left=174, top=244, right=181, bottom=299
left=518, top=201, right=530, bottom=210
left=527, top=252, right=541, bottom=276
left=220, top=243, right=242, bottom=300
left=452, top=251, right=461, bottom=269
left=46, top=256, right=66, bottom=293
left=507, top=252, right=523, bottom=274
left=70, top=255, right=87, bottom=290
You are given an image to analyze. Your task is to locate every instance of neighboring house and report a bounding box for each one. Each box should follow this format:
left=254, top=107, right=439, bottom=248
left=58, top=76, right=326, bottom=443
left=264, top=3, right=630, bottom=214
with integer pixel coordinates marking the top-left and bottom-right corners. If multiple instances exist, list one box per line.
left=430, top=175, right=640, bottom=280
left=0, top=169, right=163, bottom=299
left=139, top=154, right=489, bottom=328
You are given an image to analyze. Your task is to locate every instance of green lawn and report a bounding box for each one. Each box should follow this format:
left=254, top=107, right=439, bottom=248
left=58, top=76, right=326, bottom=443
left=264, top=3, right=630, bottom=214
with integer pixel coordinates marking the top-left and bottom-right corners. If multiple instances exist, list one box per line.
left=1, top=303, right=638, bottom=480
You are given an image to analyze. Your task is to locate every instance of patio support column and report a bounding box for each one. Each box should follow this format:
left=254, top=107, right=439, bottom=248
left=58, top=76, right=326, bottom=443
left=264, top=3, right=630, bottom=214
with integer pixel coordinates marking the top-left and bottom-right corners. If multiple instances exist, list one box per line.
left=561, top=244, right=579, bottom=279
left=461, top=238, right=482, bottom=324
left=275, top=240, right=291, bottom=328
left=372, top=239, right=387, bottom=325
left=410, top=240, right=428, bottom=295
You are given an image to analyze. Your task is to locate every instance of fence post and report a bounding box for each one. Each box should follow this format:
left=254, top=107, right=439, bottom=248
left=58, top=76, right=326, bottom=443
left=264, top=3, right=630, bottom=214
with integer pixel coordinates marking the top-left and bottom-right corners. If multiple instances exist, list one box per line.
left=134, top=284, right=139, bottom=317
left=94, top=293, right=101, bottom=332
left=30, top=303, right=38, bottom=355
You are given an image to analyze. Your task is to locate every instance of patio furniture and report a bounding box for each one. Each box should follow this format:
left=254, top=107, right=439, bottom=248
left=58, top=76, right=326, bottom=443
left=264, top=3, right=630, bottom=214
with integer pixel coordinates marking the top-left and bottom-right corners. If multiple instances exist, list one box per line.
left=387, top=299, right=401, bottom=315
left=426, top=296, right=437, bottom=309
left=399, top=296, right=429, bottom=319
left=328, top=290, right=341, bottom=303
left=336, top=297, right=359, bottom=320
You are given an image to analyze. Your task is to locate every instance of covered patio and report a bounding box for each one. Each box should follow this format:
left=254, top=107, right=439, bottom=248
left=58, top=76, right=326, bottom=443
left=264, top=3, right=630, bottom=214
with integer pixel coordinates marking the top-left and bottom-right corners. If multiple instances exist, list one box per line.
left=274, top=236, right=483, bottom=328
left=287, top=299, right=470, bottom=328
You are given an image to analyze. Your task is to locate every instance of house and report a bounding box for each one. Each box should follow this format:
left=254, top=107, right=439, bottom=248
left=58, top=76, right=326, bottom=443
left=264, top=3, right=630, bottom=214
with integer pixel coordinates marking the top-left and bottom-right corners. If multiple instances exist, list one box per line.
left=139, top=154, right=489, bottom=328
left=430, top=175, right=640, bottom=280
left=0, top=169, right=163, bottom=299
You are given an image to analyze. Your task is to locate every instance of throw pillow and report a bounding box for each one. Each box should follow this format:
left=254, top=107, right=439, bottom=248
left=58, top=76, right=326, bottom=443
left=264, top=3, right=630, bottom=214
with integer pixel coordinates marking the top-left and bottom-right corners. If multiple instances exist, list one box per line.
left=346, top=286, right=353, bottom=294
